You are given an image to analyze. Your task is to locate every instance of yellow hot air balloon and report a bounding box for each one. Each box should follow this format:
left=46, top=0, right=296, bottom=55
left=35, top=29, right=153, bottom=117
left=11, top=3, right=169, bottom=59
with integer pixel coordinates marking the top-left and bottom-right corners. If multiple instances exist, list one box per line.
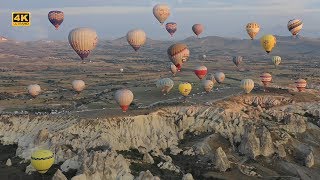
left=260, top=34, right=276, bottom=53
left=246, top=22, right=260, bottom=40
left=156, top=78, right=174, bottom=95
left=126, top=29, right=146, bottom=52
left=115, top=89, right=134, bottom=112
left=28, top=84, right=41, bottom=98
left=179, top=82, right=192, bottom=97
left=72, top=80, right=85, bottom=93
left=202, top=80, right=214, bottom=92
left=68, top=27, right=98, bottom=60
left=167, top=43, right=190, bottom=71
left=271, top=56, right=281, bottom=68
left=240, top=79, right=255, bottom=94
left=31, top=150, right=54, bottom=174
left=153, top=4, right=170, bottom=25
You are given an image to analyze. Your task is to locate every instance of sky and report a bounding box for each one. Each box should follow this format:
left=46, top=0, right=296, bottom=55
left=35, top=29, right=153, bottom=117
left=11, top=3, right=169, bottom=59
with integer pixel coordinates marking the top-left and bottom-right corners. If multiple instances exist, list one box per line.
left=0, top=0, right=320, bottom=41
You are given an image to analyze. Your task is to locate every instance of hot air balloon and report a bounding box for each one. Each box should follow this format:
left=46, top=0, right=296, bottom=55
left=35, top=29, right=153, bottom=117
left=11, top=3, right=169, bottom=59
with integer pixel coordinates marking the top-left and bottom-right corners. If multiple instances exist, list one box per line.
left=179, top=82, right=192, bottom=97
left=31, top=150, right=54, bottom=174
left=232, top=56, right=243, bottom=67
left=120, top=68, right=124, bottom=73
left=240, top=79, right=255, bottom=94
left=167, top=43, right=190, bottom=71
left=202, top=80, right=214, bottom=93
left=295, top=79, right=307, bottom=92
left=246, top=22, right=260, bottom=40
left=202, top=55, right=207, bottom=60
left=48, top=11, right=64, bottom=30
left=115, top=89, right=134, bottom=112
left=165, top=22, right=177, bottom=37
left=271, top=56, right=281, bottom=68
left=28, top=84, right=41, bottom=98
left=192, top=24, right=204, bottom=38
left=214, top=72, right=225, bottom=84
left=194, top=65, right=208, bottom=80
left=156, top=78, right=174, bottom=95
left=288, top=19, right=303, bottom=36
left=126, top=29, right=146, bottom=52
left=260, top=34, right=276, bottom=53
left=170, top=63, right=177, bottom=76
left=206, top=73, right=217, bottom=84
left=68, top=28, right=98, bottom=60
left=72, top=80, right=85, bottom=93
left=153, top=4, right=170, bottom=25
left=260, top=73, right=272, bottom=91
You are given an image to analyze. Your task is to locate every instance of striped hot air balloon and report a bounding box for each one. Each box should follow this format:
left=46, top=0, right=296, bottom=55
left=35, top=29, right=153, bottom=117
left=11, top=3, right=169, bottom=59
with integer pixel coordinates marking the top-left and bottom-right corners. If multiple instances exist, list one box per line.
left=295, top=79, right=307, bottom=92
left=126, top=29, right=146, bottom=52
left=271, top=56, right=281, bottom=68
left=240, top=79, right=255, bottom=94
left=48, top=11, right=64, bottom=30
left=260, top=73, right=272, bottom=88
left=156, top=78, right=174, bottom=95
left=68, top=28, right=98, bottom=60
left=27, top=84, right=41, bottom=98
left=153, top=4, right=170, bottom=25
left=246, top=22, right=260, bottom=40
left=288, top=19, right=303, bottom=36
left=165, top=22, right=177, bottom=37
left=232, top=56, right=243, bottom=67
left=202, top=80, right=214, bottom=92
left=115, top=89, right=134, bottom=112
left=192, top=24, right=204, bottom=38
left=167, top=43, right=190, bottom=71
left=194, top=65, right=208, bottom=80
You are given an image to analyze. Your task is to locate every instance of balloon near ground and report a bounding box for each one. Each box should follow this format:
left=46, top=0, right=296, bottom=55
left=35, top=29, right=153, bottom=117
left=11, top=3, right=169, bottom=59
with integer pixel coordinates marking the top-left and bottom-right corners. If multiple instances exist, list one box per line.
left=194, top=65, right=208, bottom=80
left=126, top=29, right=146, bottom=52
left=206, top=73, right=217, bottom=84
left=179, top=82, right=192, bottom=97
left=260, top=73, right=272, bottom=87
left=153, top=4, right=170, bottom=25
left=246, top=22, right=260, bottom=40
left=28, top=84, right=41, bottom=98
left=232, top=56, right=243, bottom=67
left=192, top=24, right=204, bottom=37
left=295, top=79, right=307, bottom=92
left=72, top=80, right=85, bottom=93
left=156, top=78, right=174, bottom=95
left=48, top=11, right=64, bottom=30
left=167, top=43, right=190, bottom=71
left=115, top=89, right=134, bottom=112
left=240, top=79, right=255, bottom=94
left=214, top=72, right=225, bottom=84
left=202, top=80, right=214, bottom=92
left=272, top=56, right=281, bottom=68
left=288, top=19, right=303, bottom=36
left=165, top=22, right=177, bottom=37
left=260, top=34, right=276, bottom=53
left=31, top=150, right=54, bottom=174
left=170, top=63, right=177, bottom=76
left=68, top=28, right=98, bottom=60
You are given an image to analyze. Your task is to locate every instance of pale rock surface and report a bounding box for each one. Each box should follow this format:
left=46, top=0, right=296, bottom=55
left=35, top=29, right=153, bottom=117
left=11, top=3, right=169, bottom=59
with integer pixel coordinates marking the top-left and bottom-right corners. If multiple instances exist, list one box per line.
left=25, top=163, right=36, bottom=174
left=305, top=151, right=314, bottom=168
left=52, top=169, right=68, bottom=180
left=258, top=126, right=274, bottom=157
left=182, top=173, right=194, bottom=180
left=135, top=170, right=160, bottom=180
left=238, top=124, right=260, bottom=159
left=5, top=158, right=12, bottom=166
left=143, top=153, right=154, bottom=164
left=214, top=147, right=230, bottom=172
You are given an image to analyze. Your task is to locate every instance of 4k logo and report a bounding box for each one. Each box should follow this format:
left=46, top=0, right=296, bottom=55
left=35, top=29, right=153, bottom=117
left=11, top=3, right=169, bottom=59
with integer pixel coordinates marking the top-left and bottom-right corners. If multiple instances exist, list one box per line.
left=12, top=12, right=31, bottom=26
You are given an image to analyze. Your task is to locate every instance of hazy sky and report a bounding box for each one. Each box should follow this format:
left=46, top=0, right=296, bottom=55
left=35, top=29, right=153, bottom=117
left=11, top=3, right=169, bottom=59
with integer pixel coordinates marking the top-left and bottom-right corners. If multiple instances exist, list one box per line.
left=1, top=0, right=320, bottom=41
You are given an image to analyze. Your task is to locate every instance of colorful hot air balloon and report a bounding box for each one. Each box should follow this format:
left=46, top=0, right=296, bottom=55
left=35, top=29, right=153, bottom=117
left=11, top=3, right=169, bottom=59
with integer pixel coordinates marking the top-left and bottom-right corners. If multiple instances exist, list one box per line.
left=167, top=43, right=190, bottom=71
left=295, top=79, right=307, bottom=92
left=232, top=56, right=243, bottom=67
left=271, top=56, right=281, bottom=68
left=260, top=73, right=272, bottom=90
left=156, top=78, right=174, bottom=95
left=126, top=29, right=146, bottom=52
left=206, top=73, right=217, bottom=84
left=246, top=22, right=260, bottom=40
left=31, top=150, right=54, bottom=174
left=28, top=84, right=41, bottom=98
left=288, top=19, right=303, bottom=36
left=153, top=4, right=170, bottom=25
left=240, top=79, right=255, bottom=94
left=260, top=34, right=276, bottom=53
left=165, top=22, right=177, bottom=37
left=68, top=28, right=98, bottom=60
left=170, top=63, right=177, bottom=76
left=48, top=11, right=64, bottom=30
left=192, top=24, right=204, bottom=38
left=179, top=82, right=192, bottom=97
left=115, top=89, right=134, bottom=112
left=194, top=65, right=208, bottom=80
left=214, top=72, right=225, bottom=84
left=202, top=80, right=214, bottom=93
left=72, top=80, right=85, bottom=93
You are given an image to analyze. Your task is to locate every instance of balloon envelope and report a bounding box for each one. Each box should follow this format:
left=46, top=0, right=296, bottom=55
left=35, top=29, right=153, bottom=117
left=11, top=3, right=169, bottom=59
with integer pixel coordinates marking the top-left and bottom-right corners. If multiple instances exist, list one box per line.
left=156, top=78, right=174, bottom=94
left=246, top=22, right=260, bottom=40
left=126, top=29, right=146, bottom=51
left=28, top=84, right=41, bottom=98
left=48, top=11, right=64, bottom=30
left=232, top=56, right=243, bottom=67
left=153, top=4, right=170, bottom=25
left=194, top=65, right=208, bottom=80
left=115, top=89, right=134, bottom=112
left=170, top=63, right=177, bottom=76
left=167, top=43, right=190, bottom=71
left=31, top=150, right=54, bottom=174
left=260, top=34, right=276, bottom=53
left=288, top=19, right=303, bottom=36
left=295, top=79, right=307, bottom=92
left=214, top=72, right=225, bottom=84
left=179, top=82, right=192, bottom=97
left=240, top=79, right=255, bottom=94
left=192, top=24, right=204, bottom=37
left=272, top=56, right=281, bottom=67
left=165, top=22, right=177, bottom=37
left=260, top=73, right=272, bottom=86
left=72, top=80, right=85, bottom=93
left=202, top=80, right=214, bottom=92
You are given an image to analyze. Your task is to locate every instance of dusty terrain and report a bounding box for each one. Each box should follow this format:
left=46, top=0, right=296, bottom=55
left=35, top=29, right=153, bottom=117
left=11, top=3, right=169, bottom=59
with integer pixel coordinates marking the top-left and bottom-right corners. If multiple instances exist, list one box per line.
left=0, top=36, right=319, bottom=179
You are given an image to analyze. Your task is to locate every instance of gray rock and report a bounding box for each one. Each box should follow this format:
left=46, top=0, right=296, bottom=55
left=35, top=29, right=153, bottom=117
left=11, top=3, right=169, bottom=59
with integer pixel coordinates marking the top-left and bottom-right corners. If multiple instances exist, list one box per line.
left=238, top=124, right=261, bottom=159
left=259, top=126, right=274, bottom=157
left=305, top=151, right=314, bottom=168
left=182, top=173, right=194, bottom=180
left=215, top=147, right=230, bottom=172
left=143, top=153, right=154, bottom=164
left=5, top=158, right=12, bottom=166
left=52, top=169, right=67, bottom=180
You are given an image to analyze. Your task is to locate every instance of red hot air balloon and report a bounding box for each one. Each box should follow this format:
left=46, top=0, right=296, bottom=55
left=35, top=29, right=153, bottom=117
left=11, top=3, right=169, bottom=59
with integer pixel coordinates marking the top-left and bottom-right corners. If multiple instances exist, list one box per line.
left=295, top=79, right=307, bottom=92
left=192, top=24, right=204, bottom=38
left=194, top=65, right=207, bottom=80
left=165, top=22, right=177, bottom=37
left=48, top=11, right=64, bottom=30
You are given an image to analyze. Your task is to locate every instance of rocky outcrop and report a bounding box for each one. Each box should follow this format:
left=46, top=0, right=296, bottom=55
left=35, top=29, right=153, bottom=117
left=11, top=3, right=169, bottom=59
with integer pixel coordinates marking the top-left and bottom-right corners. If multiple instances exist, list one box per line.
left=52, top=169, right=68, bottom=180
left=143, top=153, right=154, bottom=164
left=5, top=158, right=12, bottom=166
left=305, top=151, right=314, bottom=168
left=214, top=147, right=230, bottom=172
left=135, top=170, right=160, bottom=180
left=238, top=124, right=260, bottom=159
left=182, top=173, right=194, bottom=180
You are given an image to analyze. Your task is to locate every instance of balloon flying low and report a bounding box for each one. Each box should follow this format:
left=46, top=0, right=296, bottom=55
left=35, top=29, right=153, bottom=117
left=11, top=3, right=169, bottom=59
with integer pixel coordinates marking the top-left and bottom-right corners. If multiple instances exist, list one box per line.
left=260, top=34, right=276, bottom=53
left=167, top=43, right=190, bottom=71
left=31, top=150, right=54, bottom=174
left=295, top=79, right=307, bottom=92
left=28, top=84, right=41, bottom=98
left=214, top=72, right=225, bottom=84
left=156, top=78, right=174, bottom=95
left=271, top=56, right=281, bottom=68
left=260, top=73, right=272, bottom=87
left=72, top=80, right=85, bottom=93
left=232, top=56, right=243, bottom=67
left=202, top=80, right=214, bottom=92
left=179, top=82, right=192, bottom=97
left=240, top=79, right=255, bottom=94
left=194, top=65, right=208, bottom=80
left=115, top=89, right=134, bottom=112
